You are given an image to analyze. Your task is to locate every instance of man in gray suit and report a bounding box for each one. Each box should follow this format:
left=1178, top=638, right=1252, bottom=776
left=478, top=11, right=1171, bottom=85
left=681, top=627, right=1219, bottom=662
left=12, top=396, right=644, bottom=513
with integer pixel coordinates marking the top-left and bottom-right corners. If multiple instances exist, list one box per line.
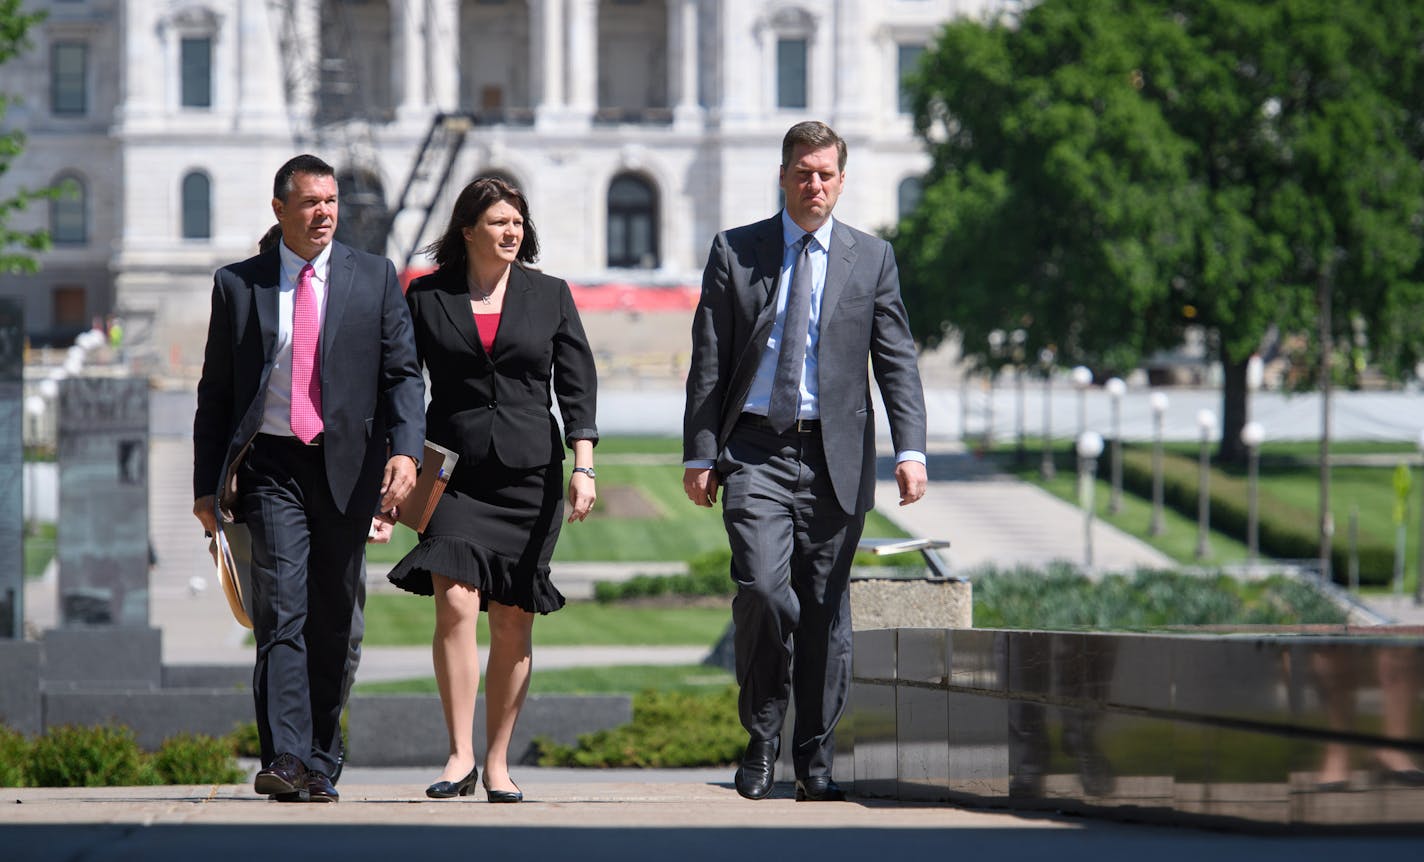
left=683, top=121, right=928, bottom=801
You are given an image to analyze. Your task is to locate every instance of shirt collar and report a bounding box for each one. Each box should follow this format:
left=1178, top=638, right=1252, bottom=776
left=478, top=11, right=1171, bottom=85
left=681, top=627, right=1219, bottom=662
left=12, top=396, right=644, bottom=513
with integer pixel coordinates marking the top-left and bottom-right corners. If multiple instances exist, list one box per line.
left=781, top=210, right=835, bottom=252
left=278, top=239, right=333, bottom=282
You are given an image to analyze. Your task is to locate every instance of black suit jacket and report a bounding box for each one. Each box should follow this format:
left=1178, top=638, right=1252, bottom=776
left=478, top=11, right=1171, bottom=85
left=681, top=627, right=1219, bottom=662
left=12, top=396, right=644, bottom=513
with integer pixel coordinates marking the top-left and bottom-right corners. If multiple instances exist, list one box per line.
left=406, top=264, right=598, bottom=469
left=192, top=241, right=426, bottom=517
left=683, top=214, right=927, bottom=515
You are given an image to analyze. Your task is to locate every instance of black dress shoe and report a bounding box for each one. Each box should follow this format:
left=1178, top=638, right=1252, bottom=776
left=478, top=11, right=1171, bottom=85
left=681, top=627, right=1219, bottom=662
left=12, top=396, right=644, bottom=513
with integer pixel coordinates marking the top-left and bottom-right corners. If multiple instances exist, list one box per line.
left=305, top=771, right=339, bottom=803
left=734, top=738, right=779, bottom=800
left=482, top=772, right=524, bottom=803
left=426, top=764, right=480, bottom=799
left=795, top=776, right=846, bottom=802
left=254, top=753, right=308, bottom=797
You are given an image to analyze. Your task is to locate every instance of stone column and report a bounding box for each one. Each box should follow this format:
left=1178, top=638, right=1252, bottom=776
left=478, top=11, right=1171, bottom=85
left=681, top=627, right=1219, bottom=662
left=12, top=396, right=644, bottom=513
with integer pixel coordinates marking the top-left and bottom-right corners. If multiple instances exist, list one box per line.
left=115, top=2, right=161, bottom=129
left=533, top=0, right=567, bottom=126
left=427, top=0, right=460, bottom=110
left=566, top=0, right=598, bottom=119
left=831, top=0, right=868, bottom=131
left=0, top=299, right=21, bottom=640
left=667, top=0, right=700, bottom=128
left=235, top=0, right=288, bottom=134
left=395, top=0, right=431, bottom=124
left=286, top=0, right=322, bottom=132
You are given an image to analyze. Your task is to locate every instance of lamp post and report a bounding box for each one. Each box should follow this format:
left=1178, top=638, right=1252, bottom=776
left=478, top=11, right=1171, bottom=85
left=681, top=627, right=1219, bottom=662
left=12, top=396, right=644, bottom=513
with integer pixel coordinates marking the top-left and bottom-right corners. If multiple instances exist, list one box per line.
left=1241, top=421, right=1265, bottom=569
left=1071, top=365, right=1093, bottom=440
left=1077, top=431, right=1104, bottom=571
left=1105, top=377, right=1125, bottom=514
left=1012, top=329, right=1027, bottom=466
left=23, top=394, right=45, bottom=535
left=1195, top=408, right=1216, bottom=560
left=1040, top=348, right=1056, bottom=480
left=1149, top=392, right=1169, bottom=536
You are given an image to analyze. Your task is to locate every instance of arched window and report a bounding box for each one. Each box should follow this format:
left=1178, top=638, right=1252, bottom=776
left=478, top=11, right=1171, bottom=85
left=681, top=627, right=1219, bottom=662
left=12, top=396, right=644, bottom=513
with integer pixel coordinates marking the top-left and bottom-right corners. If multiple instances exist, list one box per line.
left=51, top=174, right=87, bottom=244
left=182, top=171, right=212, bottom=239
left=607, top=174, right=658, bottom=269
left=897, top=176, right=924, bottom=220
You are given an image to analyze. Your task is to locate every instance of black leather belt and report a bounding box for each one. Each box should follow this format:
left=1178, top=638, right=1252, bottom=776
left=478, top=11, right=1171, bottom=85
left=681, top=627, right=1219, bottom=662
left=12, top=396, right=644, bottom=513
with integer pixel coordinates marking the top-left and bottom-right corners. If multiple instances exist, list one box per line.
left=258, top=432, right=323, bottom=447
left=738, top=413, right=821, bottom=434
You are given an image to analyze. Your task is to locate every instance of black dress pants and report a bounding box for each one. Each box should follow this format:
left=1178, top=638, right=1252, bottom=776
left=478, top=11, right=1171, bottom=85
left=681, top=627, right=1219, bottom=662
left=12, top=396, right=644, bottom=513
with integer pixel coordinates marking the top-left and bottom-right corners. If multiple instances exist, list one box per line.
left=239, top=434, right=368, bottom=775
left=717, top=419, right=864, bottom=780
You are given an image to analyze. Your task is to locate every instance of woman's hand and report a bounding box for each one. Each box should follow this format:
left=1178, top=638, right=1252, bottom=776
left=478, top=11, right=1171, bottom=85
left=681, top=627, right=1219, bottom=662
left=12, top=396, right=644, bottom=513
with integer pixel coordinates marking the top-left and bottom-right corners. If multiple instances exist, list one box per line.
left=567, top=470, right=596, bottom=522
left=368, top=511, right=397, bottom=543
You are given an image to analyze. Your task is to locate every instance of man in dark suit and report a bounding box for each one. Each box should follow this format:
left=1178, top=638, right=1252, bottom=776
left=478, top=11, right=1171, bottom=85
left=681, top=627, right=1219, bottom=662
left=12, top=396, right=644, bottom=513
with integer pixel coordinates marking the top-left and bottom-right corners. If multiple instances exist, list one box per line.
left=683, top=121, right=928, bottom=802
left=193, top=154, right=425, bottom=802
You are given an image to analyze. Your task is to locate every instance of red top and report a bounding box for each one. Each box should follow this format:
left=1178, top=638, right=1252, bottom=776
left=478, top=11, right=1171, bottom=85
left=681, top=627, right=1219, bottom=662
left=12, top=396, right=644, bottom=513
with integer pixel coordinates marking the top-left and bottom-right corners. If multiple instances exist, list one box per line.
left=474, top=313, right=500, bottom=353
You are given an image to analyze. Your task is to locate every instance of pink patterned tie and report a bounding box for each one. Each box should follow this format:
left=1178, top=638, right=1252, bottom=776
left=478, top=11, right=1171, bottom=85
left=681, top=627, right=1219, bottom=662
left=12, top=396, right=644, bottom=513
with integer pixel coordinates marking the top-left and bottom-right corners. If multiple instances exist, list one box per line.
left=290, top=263, right=323, bottom=443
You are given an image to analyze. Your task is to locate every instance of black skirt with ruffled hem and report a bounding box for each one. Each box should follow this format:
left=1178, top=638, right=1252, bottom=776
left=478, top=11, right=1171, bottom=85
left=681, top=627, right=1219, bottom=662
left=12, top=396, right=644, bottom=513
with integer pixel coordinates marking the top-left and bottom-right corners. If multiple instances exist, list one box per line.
left=386, top=534, right=566, bottom=614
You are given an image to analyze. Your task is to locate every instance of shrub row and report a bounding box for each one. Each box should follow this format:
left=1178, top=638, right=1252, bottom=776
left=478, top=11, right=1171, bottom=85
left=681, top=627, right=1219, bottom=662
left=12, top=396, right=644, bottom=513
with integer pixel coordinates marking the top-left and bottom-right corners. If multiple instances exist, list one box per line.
left=0, top=724, right=246, bottom=787
left=970, top=563, right=1347, bottom=629
left=593, top=546, right=907, bottom=603
left=1117, top=447, right=1393, bottom=586
left=533, top=685, right=744, bottom=768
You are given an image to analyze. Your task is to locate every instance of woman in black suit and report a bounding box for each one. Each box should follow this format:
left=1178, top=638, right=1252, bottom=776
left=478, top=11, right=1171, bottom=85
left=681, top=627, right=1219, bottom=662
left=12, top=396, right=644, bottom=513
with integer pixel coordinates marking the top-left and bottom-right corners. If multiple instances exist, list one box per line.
left=386, top=177, right=598, bottom=802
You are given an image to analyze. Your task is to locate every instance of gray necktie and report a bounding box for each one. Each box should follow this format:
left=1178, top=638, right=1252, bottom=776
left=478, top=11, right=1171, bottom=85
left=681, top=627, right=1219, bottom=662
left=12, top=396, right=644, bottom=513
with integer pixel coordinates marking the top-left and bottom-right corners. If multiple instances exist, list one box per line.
left=767, top=233, right=815, bottom=433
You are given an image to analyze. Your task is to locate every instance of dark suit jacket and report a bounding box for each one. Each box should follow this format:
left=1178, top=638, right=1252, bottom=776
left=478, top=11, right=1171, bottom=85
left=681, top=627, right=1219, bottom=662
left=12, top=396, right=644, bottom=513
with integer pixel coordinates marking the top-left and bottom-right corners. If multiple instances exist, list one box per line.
left=406, top=264, right=598, bottom=469
left=683, top=214, right=927, bottom=515
left=192, top=241, right=426, bottom=517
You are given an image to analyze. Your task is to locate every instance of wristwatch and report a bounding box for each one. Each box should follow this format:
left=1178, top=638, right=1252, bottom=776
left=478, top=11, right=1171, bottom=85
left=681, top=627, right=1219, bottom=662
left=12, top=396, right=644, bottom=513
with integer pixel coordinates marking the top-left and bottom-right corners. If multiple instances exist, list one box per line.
left=572, top=466, right=596, bottom=479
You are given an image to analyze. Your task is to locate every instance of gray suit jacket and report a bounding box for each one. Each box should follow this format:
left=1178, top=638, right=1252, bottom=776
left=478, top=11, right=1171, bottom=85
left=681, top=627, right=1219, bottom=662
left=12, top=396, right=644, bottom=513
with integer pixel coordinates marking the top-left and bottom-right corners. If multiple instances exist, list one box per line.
left=192, top=241, right=426, bottom=518
left=683, top=214, right=927, bottom=515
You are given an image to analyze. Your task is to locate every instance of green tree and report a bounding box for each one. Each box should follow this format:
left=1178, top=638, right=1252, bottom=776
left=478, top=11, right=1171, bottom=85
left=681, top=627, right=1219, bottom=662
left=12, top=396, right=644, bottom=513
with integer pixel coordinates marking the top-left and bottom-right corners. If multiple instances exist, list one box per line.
left=1, top=0, right=52, bottom=274
left=896, top=0, right=1424, bottom=462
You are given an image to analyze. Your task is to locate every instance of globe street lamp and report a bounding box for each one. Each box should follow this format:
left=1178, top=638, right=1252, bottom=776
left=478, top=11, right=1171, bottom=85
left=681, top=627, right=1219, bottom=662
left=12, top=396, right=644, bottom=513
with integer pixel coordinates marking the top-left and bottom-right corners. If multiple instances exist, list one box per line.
left=1077, top=430, right=1104, bottom=571
left=1195, top=408, right=1216, bottom=560
left=1241, top=421, right=1265, bottom=569
left=1149, top=392, right=1169, bottom=536
left=1071, top=365, right=1094, bottom=439
left=1105, top=377, right=1126, bottom=514
left=1040, top=348, right=1056, bottom=480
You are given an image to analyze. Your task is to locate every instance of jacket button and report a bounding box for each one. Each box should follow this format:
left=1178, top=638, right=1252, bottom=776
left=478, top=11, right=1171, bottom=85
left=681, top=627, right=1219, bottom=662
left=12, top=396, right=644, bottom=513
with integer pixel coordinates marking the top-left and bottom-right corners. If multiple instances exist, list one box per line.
left=488, top=401, right=497, bottom=409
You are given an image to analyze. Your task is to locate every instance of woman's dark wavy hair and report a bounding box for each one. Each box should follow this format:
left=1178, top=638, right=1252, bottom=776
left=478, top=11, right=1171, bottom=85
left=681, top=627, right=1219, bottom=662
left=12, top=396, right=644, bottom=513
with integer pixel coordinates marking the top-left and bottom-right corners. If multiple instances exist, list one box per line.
left=421, top=176, right=539, bottom=270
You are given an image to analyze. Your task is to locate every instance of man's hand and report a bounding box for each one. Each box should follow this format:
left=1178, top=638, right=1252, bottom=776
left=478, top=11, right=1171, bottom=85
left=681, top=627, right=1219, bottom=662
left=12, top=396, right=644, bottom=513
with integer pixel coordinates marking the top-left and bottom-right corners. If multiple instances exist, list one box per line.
left=368, top=512, right=397, bottom=544
left=193, top=495, right=218, bottom=535
left=895, top=460, right=927, bottom=506
left=380, top=454, right=419, bottom=512
left=683, top=467, right=720, bottom=507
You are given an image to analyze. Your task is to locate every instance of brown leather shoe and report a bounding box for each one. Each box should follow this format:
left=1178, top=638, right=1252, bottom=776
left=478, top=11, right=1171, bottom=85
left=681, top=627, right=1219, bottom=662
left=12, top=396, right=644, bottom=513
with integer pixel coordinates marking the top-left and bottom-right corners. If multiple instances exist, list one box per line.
left=305, top=771, right=339, bottom=803
left=254, top=753, right=308, bottom=797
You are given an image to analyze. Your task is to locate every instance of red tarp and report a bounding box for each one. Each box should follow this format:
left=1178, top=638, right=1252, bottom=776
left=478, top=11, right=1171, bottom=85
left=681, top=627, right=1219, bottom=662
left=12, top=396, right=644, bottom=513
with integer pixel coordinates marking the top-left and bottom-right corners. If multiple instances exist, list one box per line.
left=400, top=267, right=699, bottom=312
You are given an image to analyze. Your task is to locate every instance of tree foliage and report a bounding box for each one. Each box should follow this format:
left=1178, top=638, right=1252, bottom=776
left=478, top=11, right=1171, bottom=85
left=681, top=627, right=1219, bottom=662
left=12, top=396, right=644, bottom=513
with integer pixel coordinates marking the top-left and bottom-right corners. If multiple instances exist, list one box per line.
left=0, top=0, right=51, bottom=274
left=895, top=0, right=1424, bottom=459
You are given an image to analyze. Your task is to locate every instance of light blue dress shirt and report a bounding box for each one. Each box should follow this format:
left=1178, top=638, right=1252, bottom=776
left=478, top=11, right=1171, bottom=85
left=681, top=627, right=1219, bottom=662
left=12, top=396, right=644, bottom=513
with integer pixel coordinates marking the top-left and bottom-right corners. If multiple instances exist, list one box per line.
left=686, top=210, right=925, bottom=470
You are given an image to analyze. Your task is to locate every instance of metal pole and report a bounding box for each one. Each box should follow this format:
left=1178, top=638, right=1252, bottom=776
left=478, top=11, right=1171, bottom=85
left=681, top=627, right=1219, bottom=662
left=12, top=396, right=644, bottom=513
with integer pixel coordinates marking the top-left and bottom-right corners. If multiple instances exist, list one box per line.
left=1015, top=367, right=1026, bottom=466
left=1150, top=408, right=1165, bottom=536
left=1195, top=426, right=1211, bottom=560
left=1040, top=373, right=1055, bottom=480
left=1109, top=393, right=1122, bottom=514
left=1247, top=445, right=1259, bottom=567
left=1082, top=455, right=1097, bottom=570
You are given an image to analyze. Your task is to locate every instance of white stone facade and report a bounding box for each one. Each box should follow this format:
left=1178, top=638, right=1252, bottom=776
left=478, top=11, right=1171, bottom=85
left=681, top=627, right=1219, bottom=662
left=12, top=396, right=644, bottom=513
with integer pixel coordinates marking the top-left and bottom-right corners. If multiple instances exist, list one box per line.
left=1, top=0, right=998, bottom=363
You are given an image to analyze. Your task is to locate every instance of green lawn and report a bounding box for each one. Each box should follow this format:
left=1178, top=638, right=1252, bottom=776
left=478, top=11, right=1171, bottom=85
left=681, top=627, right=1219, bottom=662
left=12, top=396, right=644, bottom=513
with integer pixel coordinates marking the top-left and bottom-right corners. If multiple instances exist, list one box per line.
left=367, top=436, right=909, bottom=565
left=23, top=523, right=56, bottom=578
left=355, top=663, right=733, bottom=695
left=361, top=594, right=730, bottom=647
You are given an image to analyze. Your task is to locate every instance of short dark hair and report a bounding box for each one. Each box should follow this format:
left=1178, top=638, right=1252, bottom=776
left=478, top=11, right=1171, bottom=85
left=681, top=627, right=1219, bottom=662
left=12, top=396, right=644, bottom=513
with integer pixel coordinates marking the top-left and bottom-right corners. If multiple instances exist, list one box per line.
left=422, top=176, right=540, bottom=270
left=273, top=154, right=336, bottom=201
left=781, top=121, right=847, bottom=172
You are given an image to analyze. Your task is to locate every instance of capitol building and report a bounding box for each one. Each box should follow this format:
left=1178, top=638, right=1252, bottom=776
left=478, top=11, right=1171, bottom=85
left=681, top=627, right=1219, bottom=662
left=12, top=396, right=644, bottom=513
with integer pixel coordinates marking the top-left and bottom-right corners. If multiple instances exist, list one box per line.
left=1, top=0, right=997, bottom=364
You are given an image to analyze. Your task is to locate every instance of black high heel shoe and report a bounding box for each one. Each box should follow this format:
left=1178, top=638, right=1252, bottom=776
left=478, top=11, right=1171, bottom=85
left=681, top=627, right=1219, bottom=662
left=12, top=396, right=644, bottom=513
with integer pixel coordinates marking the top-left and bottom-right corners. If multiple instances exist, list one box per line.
left=482, top=772, right=523, bottom=803
left=425, top=764, right=479, bottom=799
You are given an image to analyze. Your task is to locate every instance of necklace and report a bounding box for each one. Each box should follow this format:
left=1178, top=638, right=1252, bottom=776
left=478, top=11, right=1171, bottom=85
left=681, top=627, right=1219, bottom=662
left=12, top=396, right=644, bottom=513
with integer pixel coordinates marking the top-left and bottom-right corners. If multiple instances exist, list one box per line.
left=467, top=275, right=497, bottom=305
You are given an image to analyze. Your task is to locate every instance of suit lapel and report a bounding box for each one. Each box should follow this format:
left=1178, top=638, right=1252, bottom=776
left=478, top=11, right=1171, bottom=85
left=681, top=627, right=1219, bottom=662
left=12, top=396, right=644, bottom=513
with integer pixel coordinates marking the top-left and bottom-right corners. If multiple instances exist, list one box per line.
left=433, top=267, right=486, bottom=358
left=495, top=266, right=537, bottom=361
left=752, top=217, right=785, bottom=310
left=321, top=243, right=354, bottom=366
left=819, top=221, right=859, bottom=329
left=254, top=249, right=282, bottom=361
